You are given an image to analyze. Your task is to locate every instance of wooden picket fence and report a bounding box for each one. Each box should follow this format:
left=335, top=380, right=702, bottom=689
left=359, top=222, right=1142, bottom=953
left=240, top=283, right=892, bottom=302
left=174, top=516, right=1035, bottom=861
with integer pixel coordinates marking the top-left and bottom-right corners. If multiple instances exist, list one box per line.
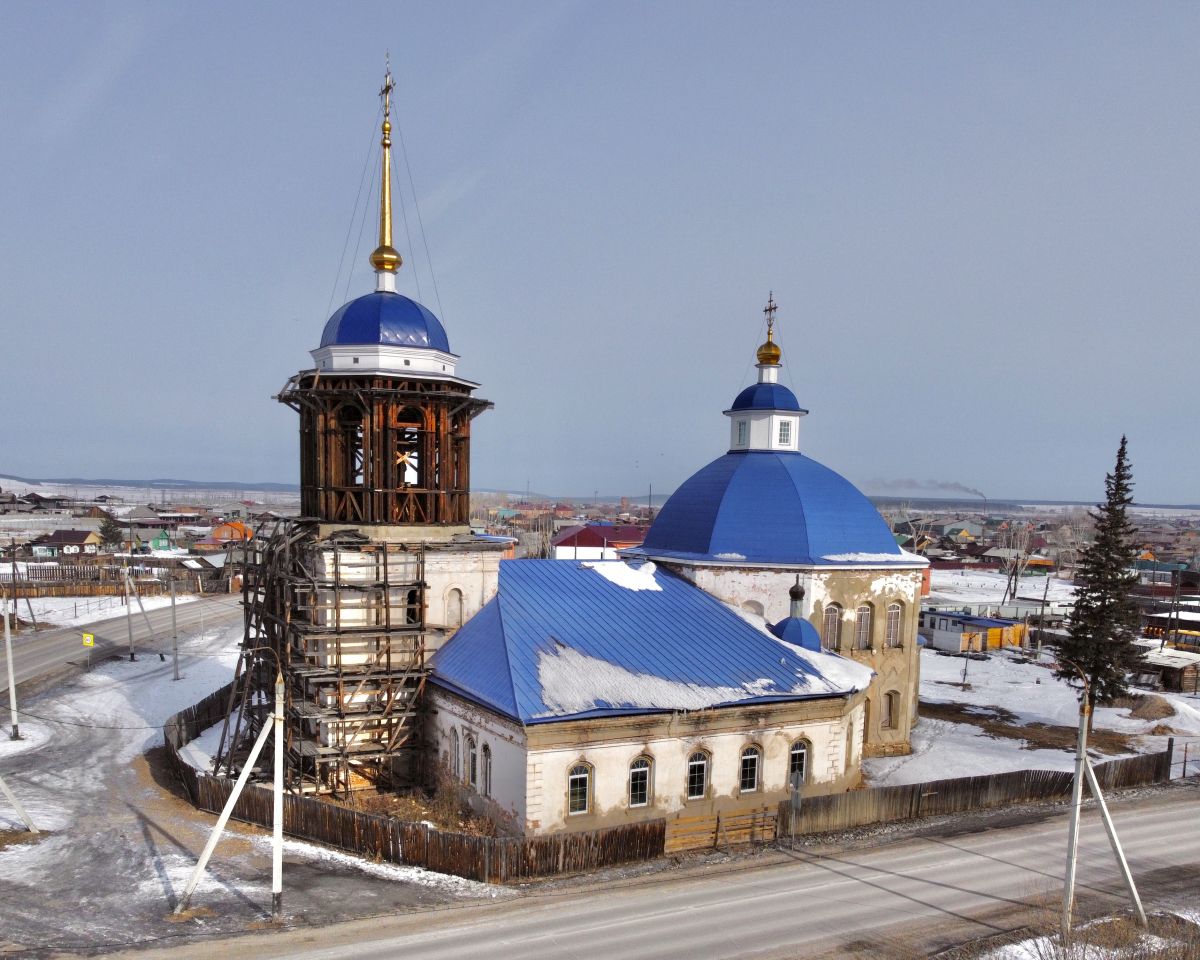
left=163, top=683, right=665, bottom=883
left=777, top=749, right=1172, bottom=837
left=165, top=686, right=1173, bottom=880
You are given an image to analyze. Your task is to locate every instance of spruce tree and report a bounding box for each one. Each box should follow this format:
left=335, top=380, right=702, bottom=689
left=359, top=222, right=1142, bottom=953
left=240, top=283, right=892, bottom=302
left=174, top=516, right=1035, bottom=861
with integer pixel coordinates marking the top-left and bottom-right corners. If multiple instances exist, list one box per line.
left=1054, top=436, right=1144, bottom=720
left=98, top=514, right=124, bottom=549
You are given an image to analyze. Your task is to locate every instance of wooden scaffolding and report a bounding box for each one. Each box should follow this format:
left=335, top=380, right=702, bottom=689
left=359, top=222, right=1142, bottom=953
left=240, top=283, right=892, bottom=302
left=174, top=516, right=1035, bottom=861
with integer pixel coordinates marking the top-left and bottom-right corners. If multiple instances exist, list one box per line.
left=215, top=519, right=431, bottom=795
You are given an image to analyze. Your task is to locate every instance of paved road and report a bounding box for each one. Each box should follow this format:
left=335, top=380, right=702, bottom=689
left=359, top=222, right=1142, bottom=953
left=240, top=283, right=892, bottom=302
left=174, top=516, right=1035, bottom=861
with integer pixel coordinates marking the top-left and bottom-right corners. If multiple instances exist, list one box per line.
left=116, top=785, right=1200, bottom=960
left=1, top=594, right=242, bottom=691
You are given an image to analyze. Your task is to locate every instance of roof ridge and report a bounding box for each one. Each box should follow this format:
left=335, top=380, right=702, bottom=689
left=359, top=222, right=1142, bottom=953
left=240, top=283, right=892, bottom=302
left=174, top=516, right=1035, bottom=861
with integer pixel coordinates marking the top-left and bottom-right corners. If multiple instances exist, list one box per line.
left=493, top=567, right=523, bottom=723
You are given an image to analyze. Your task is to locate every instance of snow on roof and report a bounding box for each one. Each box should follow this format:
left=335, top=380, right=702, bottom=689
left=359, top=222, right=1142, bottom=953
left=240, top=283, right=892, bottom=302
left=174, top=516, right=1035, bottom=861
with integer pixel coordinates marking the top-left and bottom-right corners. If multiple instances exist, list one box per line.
left=431, top=559, right=872, bottom=724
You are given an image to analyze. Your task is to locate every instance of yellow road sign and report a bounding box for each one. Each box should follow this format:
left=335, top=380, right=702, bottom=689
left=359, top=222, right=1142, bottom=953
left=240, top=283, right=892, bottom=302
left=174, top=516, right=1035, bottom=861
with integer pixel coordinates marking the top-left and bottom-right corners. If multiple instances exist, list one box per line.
left=82, top=633, right=95, bottom=647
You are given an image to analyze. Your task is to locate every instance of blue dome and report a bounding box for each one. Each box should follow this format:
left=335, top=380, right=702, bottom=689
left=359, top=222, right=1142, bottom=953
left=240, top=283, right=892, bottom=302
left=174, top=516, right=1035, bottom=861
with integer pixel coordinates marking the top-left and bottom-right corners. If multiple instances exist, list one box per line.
left=770, top=616, right=822, bottom=652
left=319, top=291, right=451, bottom=352
left=632, top=451, right=907, bottom=566
left=728, top=382, right=804, bottom=412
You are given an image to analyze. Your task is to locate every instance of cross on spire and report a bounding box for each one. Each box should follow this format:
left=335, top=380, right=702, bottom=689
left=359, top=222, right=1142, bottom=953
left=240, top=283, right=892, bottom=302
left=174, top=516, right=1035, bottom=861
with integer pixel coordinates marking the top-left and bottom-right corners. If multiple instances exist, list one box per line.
left=763, top=292, right=777, bottom=339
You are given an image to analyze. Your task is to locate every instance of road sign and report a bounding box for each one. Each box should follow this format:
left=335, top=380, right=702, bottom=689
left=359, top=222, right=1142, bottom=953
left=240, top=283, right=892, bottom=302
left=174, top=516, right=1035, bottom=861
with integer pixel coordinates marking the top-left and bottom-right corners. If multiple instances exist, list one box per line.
left=82, top=633, right=94, bottom=647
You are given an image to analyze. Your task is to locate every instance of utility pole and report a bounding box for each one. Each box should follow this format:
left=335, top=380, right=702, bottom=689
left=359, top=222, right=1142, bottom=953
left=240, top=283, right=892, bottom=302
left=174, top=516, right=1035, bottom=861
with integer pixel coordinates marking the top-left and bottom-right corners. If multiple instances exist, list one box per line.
left=124, top=567, right=136, bottom=661
left=3, top=583, right=20, bottom=740
left=170, top=578, right=180, bottom=681
left=272, top=671, right=284, bottom=919
left=0, top=773, right=37, bottom=832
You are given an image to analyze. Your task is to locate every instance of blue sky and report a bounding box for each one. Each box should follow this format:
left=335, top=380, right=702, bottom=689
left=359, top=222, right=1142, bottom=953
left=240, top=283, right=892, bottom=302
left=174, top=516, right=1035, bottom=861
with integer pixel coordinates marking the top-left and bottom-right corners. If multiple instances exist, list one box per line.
left=2, top=2, right=1198, bottom=503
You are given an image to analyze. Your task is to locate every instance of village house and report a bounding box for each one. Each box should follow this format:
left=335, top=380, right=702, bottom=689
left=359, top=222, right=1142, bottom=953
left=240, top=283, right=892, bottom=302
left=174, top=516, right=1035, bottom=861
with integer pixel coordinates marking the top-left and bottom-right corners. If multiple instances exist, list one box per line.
left=30, top=529, right=103, bottom=558
left=918, top=610, right=1028, bottom=652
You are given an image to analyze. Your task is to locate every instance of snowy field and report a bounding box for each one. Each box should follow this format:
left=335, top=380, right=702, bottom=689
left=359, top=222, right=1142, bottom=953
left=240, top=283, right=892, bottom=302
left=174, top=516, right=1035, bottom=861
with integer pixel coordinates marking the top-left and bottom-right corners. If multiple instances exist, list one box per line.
left=5, top=593, right=197, bottom=628
left=927, top=568, right=1078, bottom=607
left=866, top=649, right=1200, bottom=786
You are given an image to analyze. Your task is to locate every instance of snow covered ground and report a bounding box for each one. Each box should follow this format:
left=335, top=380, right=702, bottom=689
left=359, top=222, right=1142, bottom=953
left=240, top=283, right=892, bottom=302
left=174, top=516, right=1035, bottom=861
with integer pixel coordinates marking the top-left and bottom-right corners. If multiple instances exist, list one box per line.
left=927, top=568, right=1078, bottom=608
left=865, top=649, right=1200, bottom=786
left=6, top=592, right=197, bottom=627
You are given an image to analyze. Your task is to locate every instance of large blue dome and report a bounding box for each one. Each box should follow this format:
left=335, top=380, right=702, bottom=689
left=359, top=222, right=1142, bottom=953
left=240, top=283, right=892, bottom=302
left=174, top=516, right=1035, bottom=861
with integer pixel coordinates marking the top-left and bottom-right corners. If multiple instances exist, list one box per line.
left=319, top=291, right=451, bottom=352
left=727, top=382, right=804, bottom=412
left=632, top=451, right=907, bottom=566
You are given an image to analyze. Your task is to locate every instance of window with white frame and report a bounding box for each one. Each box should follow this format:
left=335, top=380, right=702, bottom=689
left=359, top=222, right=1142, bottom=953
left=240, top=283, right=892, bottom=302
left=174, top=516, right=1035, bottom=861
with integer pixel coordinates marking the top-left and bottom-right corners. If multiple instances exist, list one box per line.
left=885, top=602, right=903, bottom=648
left=686, top=752, right=708, bottom=800
left=855, top=604, right=873, bottom=651
left=739, top=746, right=761, bottom=792
left=467, top=735, right=478, bottom=787
left=629, top=756, right=652, bottom=807
left=568, top=763, right=591, bottom=815
left=822, top=604, right=842, bottom=651
left=482, top=744, right=492, bottom=798
left=736, top=420, right=748, bottom=446
left=778, top=420, right=792, bottom=446
left=789, top=740, right=809, bottom=786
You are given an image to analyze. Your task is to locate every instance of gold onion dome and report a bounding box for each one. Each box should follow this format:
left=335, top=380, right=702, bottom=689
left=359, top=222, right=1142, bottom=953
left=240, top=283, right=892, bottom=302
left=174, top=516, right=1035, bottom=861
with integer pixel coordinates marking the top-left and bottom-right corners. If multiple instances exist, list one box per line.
left=756, top=333, right=781, bottom=366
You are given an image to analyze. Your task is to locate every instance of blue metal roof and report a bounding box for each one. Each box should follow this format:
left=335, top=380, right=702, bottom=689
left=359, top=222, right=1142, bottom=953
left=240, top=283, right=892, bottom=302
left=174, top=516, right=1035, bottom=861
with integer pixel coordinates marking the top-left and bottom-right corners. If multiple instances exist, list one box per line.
left=319, top=291, right=451, bottom=351
left=727, top=382, right=805, bottom=413
left=430, top=559, right=871, bottom=724
left=629, top=451, right=912, bottom=566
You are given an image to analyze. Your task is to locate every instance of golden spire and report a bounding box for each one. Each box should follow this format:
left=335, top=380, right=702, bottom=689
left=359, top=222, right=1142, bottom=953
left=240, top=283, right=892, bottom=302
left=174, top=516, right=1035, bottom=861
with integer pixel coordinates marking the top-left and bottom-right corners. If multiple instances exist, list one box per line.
left=370, top=61, right=402, bottom=278
left=756, top=292, right=782, bottom=365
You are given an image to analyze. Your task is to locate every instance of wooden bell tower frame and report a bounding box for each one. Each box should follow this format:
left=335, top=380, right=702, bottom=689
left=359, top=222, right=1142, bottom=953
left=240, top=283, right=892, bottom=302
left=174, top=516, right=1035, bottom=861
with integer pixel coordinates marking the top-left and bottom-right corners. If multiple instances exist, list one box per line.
left=279, top=371, right=491, bottom=526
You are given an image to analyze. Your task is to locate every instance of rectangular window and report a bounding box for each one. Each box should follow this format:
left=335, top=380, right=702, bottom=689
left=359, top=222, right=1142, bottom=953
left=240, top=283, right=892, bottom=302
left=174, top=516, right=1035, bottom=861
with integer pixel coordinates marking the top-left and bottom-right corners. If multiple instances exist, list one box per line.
left=736, top=420, right=748, bottom=446
left=789, top=742, right=808, bottom=785
left=740, top=750, right=760, bottom=792
left=629, top=762, right=649, bottom=807
left=778, top=420, right=791, bottom=445
left=568, top=766, right=589, bottom=814
left=687, top=755, right=707, bottom=800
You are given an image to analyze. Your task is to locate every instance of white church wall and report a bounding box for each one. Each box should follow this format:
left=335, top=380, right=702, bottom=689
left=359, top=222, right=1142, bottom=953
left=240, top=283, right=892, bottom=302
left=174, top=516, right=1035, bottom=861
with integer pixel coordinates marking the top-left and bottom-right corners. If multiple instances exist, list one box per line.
left=427, top=688, right=528, bottom=828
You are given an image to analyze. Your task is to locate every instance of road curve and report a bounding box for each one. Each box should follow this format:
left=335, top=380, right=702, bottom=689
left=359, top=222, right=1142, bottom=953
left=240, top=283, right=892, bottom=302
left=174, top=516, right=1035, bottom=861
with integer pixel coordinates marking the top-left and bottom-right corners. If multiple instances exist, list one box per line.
left=2, top=594, right=243, bottom=691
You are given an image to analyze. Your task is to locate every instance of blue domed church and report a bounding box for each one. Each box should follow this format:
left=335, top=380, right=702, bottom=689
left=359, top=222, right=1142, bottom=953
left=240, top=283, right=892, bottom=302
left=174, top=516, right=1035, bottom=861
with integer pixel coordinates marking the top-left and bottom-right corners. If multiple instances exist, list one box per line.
left=627, top=299, right=928, bottom=759
left=427, top=299, right=926, bottom=838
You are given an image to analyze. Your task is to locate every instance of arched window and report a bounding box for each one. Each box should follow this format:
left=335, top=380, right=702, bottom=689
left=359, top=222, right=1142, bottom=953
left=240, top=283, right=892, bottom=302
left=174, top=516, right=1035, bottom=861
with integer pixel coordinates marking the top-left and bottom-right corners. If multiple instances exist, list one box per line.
left=789, top=740, right=810, bottom=787
left=741, top=599, right=764, bottom=618
left=845, top=723, right=855, bottom=773
left=481, top=744, right=492, bottom=798
left=882, top=691, right=900, bottom=729
left=446, top=588, right=464, bottom=629
left=686, top=751, right=709, bottom=800
left=855, top=604, right=874, bottom=651
left=822, top=604, right=842, bottom=651
left=885, top=602, right=903, bottom=648
left=740, top=745, right=761, bottom=793
left=449, top=728, right=460, bottom=779
left=568, top=762, right=591, bottom=815
left=629, top=756, right=652, bottom=807
left=466, top=735, right=478, bottom=786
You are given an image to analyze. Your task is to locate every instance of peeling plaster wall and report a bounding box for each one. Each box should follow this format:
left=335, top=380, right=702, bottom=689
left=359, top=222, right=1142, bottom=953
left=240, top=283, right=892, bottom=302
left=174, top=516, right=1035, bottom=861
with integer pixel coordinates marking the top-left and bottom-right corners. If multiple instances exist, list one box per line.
left=660, top=560, right=924, bottom=757
left=523, top=695, right=864, bottom=835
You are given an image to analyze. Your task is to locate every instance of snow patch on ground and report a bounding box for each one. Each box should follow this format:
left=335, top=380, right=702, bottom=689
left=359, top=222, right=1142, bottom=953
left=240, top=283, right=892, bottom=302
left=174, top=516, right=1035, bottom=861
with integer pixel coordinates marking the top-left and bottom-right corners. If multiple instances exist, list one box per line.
left=251, top=836, right=502, bottom=897
left=176, top=720, right=224, bottom=773
left=10, top=594, right=197, bottom=627
left=581, top=560, right=661, bottom=591
left=927, top=568, right=1078, bottom=607
left=866, top=648, right=1200, bottom=786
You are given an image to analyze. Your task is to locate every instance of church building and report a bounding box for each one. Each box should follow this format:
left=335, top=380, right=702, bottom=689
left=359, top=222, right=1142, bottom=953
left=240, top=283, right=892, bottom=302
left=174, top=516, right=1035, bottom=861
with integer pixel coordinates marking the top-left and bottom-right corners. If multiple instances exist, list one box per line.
left=428, top=302, right=928, bottom=834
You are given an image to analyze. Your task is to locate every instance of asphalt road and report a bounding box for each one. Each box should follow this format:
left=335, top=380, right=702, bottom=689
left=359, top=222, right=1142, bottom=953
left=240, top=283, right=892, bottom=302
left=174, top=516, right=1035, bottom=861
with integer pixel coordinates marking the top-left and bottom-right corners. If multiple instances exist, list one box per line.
left=114, top=784, right=1200, bottom=960
left=1, top=594, right=243, bottom=691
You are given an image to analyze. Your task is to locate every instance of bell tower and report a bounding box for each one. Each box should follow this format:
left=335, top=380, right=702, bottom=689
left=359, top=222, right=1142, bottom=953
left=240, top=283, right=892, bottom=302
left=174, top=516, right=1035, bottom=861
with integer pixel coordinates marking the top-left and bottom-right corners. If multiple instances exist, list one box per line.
left=279, top=64, right=490, bottom=531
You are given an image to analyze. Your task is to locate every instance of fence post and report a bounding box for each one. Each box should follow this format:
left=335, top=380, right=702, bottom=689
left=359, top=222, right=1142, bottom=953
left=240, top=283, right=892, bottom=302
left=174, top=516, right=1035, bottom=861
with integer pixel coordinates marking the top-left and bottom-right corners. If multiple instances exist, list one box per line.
left=1166, top=737, right=1174, bottom=781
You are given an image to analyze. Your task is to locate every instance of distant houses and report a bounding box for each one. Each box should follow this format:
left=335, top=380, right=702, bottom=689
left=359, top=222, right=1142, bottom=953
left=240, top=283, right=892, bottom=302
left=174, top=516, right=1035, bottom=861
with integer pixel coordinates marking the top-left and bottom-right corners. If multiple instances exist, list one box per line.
left=919, top=610, right=1029, bottom=652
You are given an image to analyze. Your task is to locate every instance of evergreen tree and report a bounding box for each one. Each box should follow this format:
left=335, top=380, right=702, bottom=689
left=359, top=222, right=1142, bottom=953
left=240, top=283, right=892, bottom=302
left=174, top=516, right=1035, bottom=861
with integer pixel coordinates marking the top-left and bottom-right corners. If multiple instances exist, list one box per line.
left=98, top=513, right=124, bottom=549
left=1054, top=436, right=1143, bottom=720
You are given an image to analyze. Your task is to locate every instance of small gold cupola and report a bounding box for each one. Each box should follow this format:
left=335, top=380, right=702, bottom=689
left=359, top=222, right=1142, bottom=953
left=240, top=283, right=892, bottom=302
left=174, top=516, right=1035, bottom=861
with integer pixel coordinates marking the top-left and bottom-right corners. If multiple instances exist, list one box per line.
left=370, top=63, right=403, bottom=289
left=756, top=292, right=782, bottom=365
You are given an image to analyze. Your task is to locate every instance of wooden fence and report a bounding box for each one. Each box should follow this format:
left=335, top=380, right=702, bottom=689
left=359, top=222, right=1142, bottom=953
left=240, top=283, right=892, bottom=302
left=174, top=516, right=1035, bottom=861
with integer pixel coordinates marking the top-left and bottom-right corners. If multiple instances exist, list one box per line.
left=777, top=749, right=1173, bottom=837
left=163, top=685, right=665, bottom=884
left=665, top=807, right=779, bottom=853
